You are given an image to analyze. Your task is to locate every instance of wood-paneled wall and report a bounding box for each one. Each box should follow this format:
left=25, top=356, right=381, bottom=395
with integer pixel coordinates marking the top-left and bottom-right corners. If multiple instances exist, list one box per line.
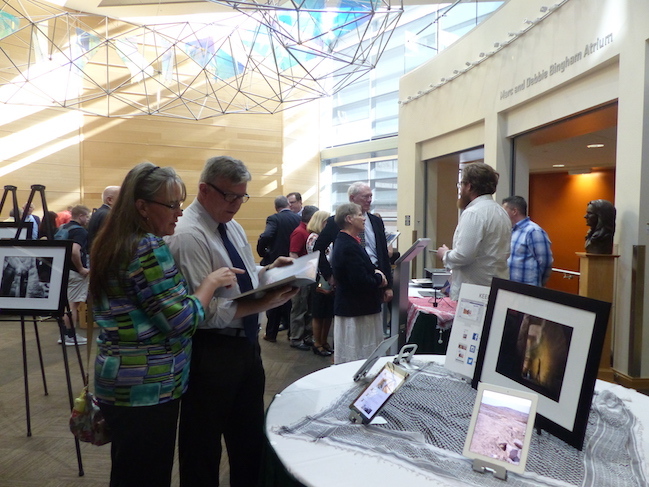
left=530, top=168, right=616, bottom=294
left=0, top=101, right=321, bottom=262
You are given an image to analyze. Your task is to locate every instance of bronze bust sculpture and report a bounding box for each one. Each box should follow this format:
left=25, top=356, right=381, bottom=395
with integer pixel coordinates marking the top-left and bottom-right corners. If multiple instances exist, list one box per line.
left=584, top=199, right=616, bottom=254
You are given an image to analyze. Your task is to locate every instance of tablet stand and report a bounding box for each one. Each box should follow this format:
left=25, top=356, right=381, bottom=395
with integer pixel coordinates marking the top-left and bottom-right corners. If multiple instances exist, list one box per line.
left=389, top=238, right=430, bottom=354
left=393, top=343, right=418, bottom=368
left=472, top=458, right=508, bottom=480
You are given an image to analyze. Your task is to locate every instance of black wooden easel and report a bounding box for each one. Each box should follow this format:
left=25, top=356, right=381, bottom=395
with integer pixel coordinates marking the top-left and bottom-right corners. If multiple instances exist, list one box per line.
left=0, top=184, right=86, bottom=476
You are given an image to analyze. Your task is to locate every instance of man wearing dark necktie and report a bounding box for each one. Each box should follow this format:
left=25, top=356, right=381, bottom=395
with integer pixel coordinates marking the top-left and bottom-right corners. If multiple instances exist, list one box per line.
left=165, top=155, right=298, bottom=487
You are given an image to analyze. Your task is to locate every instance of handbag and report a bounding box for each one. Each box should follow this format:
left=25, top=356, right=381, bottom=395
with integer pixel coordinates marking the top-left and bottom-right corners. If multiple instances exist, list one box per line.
left=69, top=384, right=111, bottom=446
left=69, top=297, right=111, bottom=446
left=315, top=275, right=333, bottom=295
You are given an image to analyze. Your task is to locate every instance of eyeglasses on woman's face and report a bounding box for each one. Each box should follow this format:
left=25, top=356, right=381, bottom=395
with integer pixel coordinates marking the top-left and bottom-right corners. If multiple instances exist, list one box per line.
left=145, top=199, right=184, bottom=211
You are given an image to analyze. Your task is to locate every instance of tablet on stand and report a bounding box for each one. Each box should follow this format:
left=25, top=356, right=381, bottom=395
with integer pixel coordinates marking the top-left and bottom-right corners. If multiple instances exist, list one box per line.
left=463, top=383, right=538, bottom=480
left=349, top=361, right=409, bottom=425
left=353, top=335, right=399, bottom=382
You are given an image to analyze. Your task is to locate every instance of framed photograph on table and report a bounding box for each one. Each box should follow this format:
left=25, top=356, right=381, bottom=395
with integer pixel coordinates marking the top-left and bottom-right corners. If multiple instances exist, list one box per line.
left=0, top=240, right=72, bottom=315
left=472, top=278, right=610, bottom=450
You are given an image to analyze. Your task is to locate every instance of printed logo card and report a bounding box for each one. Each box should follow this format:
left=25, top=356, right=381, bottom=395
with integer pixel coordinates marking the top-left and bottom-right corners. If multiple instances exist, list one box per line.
left=444, top=283, right=490, bottom=380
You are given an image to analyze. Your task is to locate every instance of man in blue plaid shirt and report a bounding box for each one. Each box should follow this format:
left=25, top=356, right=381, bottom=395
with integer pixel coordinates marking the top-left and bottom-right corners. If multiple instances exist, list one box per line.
left=502, top=196, right=553, bottom=287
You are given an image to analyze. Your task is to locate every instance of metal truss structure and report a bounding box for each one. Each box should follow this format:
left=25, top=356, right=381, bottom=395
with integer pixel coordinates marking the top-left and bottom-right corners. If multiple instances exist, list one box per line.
left=0, top=0, right=402, bottom=119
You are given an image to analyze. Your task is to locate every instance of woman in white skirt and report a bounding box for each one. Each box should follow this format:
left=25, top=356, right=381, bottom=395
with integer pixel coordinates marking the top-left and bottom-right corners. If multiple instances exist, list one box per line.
left=331, top=203, right=388, bottom=364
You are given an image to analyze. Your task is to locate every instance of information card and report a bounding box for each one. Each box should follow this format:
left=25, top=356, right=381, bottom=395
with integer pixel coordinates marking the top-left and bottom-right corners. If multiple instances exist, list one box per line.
left=444, top=283, right=490, bottom=380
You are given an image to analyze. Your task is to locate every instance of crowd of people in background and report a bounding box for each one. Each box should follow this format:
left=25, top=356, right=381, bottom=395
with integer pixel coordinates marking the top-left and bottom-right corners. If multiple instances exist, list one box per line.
left=1, top=157, right=563, bottom=487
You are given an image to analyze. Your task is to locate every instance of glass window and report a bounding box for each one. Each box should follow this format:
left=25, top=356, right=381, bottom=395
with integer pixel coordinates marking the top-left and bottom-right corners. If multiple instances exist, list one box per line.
left=328, top=157, right=398, bottom=232
left=324, top=1, right=504, bottom=147
left=321, top=2, right=504, bottom=236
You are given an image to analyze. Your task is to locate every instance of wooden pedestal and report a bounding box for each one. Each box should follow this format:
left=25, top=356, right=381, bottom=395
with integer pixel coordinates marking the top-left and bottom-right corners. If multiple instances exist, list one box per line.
left=576, top=252, right=618, bottom=383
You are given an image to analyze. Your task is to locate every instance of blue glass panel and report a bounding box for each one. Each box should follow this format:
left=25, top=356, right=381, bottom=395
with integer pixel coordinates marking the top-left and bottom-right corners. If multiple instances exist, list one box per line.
left=71, top=27, right=101, bottom=73
left=184, top=37, right=217, bottom=68
left=0, top=11, right=19, bottom=41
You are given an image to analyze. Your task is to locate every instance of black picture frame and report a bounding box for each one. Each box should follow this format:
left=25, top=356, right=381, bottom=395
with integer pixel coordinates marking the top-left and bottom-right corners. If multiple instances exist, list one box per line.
left=0, top=221, right=34, bottom=240
left=0, top=239, right=72, bottom=315
left=472, top=278, right=611, bottom=450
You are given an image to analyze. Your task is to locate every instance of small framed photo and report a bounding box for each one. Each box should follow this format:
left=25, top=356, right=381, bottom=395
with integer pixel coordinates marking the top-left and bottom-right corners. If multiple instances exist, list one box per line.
left=0, top=221, right=34, bottom=240
left=463, top=382, right=538, bottom=479
left=0, top=240, right=72, bottom=315
left=472, top=278, right=610, bottom=450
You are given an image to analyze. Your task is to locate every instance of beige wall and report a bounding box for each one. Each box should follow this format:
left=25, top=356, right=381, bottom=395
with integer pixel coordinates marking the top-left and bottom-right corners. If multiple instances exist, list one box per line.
left=398, top=0, right=649, bottom=377
left=0, top=101, right=320, bottom=260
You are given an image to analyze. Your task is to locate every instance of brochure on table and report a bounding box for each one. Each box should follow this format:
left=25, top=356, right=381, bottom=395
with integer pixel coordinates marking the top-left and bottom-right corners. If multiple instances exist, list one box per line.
left=233, top=251, right=319, bottom=300
left=444, top=283, right=490, bottom=379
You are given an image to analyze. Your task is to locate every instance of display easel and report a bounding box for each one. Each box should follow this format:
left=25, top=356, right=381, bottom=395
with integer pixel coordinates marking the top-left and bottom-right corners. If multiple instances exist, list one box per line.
left=0, top=184, right=86, bottom=476
left=0, top=185, right=20, bottom=225
left=389, top=238, right=431, bottom=353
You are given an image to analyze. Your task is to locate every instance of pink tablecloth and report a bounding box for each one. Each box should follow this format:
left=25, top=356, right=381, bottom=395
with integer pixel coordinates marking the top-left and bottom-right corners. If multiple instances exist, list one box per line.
left=406, top=296, right=456, bottom=341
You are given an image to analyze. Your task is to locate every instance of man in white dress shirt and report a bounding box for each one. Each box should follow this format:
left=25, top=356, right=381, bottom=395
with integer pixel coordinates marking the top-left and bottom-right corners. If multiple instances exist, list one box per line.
left=165, top=155, right=297, bottom=487
left=436, top=163, right=511, bottom=300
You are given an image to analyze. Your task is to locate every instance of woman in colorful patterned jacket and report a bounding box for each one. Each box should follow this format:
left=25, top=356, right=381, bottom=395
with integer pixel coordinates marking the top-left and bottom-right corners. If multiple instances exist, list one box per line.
left=89, top=162, right=241, bottom=487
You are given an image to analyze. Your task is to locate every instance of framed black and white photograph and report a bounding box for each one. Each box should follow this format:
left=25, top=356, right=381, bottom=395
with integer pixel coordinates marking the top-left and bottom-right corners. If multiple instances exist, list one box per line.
left=0, top=240, right=72, bottom=315
left=472, top=278, right=610, bottom=450
left=0, top=221, right=34, bottom=240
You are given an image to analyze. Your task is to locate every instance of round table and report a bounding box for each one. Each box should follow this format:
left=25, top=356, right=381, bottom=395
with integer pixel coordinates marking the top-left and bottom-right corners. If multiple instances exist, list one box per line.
left=265, top=355, right=649, bottom=487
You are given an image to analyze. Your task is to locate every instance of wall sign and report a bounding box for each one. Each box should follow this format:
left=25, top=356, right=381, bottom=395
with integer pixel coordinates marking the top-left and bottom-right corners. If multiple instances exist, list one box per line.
left=499, top=33, right=613, bottom=101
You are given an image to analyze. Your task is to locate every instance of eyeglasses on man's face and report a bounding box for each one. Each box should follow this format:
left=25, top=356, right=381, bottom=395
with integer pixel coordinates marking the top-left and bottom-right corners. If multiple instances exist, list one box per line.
left=206, top=182, right=250, bottom=203
left=146, top=199, right=184, bottom=211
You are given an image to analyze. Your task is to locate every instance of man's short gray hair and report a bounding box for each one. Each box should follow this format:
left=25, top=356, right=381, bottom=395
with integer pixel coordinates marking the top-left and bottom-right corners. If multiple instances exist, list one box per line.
left=201, top=156, right=252, bottom=185
left=347, top=181, right=369, bottom=198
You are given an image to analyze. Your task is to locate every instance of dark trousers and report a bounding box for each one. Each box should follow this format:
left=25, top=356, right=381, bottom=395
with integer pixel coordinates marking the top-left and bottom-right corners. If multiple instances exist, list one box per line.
left=179, top=332, right=266, bottom=487
left=98, top=399, right=180, bottom=487
left=265, top=301, right=291, bottom=339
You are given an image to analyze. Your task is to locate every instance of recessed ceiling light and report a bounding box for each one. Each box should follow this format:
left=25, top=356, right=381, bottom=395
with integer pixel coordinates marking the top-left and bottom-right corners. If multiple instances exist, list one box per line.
left=587, top=143, right=604, bottom=148
left=552, top=164, right=565, bottom=168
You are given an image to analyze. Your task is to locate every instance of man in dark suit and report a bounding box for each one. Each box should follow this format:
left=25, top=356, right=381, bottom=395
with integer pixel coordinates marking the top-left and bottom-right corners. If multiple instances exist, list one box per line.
left=314, top=182, right=393, bottom=304
left=257, top=195, right=301, bottom=341
left=87, top=185, right=120, bottom=251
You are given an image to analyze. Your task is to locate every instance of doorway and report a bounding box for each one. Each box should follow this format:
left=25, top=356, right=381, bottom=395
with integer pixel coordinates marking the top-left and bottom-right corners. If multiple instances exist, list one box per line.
left=513, top=103, right=617, bottom=294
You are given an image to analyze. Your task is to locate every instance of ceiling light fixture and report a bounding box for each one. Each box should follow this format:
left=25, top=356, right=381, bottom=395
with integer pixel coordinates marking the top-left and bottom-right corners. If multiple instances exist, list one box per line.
left=552, top=164, right=565, bottom=168
left=587, top=143, right=605, bottom=148
left=0, top=0, right=404, bottom=119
